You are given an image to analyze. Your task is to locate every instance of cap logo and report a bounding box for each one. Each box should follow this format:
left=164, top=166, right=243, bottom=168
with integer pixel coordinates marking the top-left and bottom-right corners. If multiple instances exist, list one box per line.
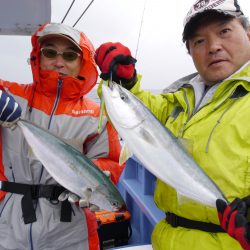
left=194, top=0, right=210, bottom=11
left=184, top=0, right=243, bottom=30
left=194, top=0, right=227, bottom=11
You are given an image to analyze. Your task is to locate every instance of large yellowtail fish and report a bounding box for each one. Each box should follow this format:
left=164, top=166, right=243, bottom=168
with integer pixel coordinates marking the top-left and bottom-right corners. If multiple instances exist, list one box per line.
left=17, top=119, right=126, bottom=212
left=102, top=83, right=227, bottom=208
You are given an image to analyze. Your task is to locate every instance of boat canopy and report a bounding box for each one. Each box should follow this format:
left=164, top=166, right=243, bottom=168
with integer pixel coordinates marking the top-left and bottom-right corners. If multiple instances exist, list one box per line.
left=0, top=0, right=51, bottom=35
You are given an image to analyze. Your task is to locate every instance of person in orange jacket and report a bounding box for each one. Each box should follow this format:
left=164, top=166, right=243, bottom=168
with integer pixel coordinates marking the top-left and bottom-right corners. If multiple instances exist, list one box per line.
left=0, top=22, right=124, bottom=250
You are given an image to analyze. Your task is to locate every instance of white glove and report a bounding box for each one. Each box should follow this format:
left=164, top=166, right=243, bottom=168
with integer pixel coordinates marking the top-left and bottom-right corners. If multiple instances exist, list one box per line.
left=58, top=170, right=111, bottom=211
left=58, top=190, right=100, bottom=211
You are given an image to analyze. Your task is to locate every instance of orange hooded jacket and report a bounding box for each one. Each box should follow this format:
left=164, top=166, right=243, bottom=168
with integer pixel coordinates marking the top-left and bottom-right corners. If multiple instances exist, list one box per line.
left=0, top=23, right=124, bottom=250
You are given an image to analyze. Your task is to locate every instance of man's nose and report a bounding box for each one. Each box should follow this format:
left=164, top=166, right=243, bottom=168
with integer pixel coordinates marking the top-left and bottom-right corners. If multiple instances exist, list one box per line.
left=54, top=54, right=65, bottom=66
left=208, top=37, right=222, bottom=54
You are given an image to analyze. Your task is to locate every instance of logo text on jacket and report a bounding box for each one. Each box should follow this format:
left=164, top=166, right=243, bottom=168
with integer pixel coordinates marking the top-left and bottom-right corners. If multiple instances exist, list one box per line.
left=72, top=109, right=94, bottom=115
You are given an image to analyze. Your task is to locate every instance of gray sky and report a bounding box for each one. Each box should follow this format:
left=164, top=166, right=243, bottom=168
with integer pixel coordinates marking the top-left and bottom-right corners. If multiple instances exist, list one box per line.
left=0, top=0, right=250, bottom=90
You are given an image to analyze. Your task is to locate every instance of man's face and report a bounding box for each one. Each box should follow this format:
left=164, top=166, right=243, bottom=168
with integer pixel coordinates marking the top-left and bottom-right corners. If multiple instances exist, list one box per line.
left=40, top=37, right=82, bottom=78
left=189, top=18, right=250, bottom=86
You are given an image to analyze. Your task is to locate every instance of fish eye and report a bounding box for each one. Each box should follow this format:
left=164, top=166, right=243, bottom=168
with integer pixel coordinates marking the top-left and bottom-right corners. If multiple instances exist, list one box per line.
left=121, top=94, right=126, bottom=100
left=118, top=88, right=128, bottom=101
left=120, top=93, right=127, bottom=101
left=112, top=201, right=118, bottom=206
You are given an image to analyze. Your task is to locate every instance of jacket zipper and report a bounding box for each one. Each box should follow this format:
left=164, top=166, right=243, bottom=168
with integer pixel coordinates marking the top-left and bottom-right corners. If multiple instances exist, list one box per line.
left=48, top=79, right=63, bottom=129
left=205, top=98, right=237, bottom=153
left=196, top=85, right=241, bottom=153
left=182, top=86, right=238, bottom=153
left=29, top=79, right=63, bottom=250
left=178, top=89, right=191, bottom=137
left=179, top=85, right=227, bottom=138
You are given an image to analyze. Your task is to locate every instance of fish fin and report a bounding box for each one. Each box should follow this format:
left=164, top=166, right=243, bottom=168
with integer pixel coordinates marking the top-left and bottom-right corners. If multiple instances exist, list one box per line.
left=89, top=204, right=100, bottom=212
left=27, top=146, right=33, bottom=158
left=177, top=138, right=193, bottom=154
left=119, top=143, right=133, bottom=165
left=103, top=170, right=111, bottom=178
left=176, top=192, right=193, bottom=205
left=139, top=127, right=157, bottom=145
left=176, top=191, right=201, bottom=206
left=27, top=146, right=38, bottom=160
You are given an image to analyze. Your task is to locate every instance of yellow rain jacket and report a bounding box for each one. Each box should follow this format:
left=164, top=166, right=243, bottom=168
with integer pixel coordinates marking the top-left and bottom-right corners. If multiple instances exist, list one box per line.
left=130, top=62, right=250, bottom=250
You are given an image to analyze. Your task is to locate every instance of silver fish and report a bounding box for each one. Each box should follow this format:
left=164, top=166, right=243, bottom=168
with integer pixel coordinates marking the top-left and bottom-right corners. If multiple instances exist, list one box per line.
left=102, top=83, right=227, bottom=208
left=17, top=119, right=126, bottom=212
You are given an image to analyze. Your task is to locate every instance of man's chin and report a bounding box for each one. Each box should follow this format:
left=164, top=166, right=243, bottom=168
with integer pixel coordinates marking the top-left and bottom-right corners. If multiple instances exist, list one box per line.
left=204, top=70, right=233, bottom=85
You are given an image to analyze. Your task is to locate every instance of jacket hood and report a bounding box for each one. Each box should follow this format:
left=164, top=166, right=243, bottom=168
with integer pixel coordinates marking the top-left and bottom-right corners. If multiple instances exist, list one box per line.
left=30, top=23, right=98, bottom=97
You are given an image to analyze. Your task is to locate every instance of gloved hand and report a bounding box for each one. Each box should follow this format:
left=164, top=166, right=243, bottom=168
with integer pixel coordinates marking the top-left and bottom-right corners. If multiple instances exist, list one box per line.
left=58, top=190, right=100, bottom=212
left=0, top=90, right=22, bottom=128
left=58, top=171, right=111, bottom=211
left=58, top=190, right=81, bottom=203
left=95, top=42, right=137, bottom=89
left=216, top=198, right=250, bottom=250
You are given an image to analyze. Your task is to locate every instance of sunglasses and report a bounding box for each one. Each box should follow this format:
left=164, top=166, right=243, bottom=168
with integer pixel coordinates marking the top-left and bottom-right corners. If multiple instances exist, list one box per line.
left=40, top=48, right=81, bottom=61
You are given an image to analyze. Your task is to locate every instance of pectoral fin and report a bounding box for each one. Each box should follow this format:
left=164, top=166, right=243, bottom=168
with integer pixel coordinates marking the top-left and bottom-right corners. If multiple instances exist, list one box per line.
left=119, top=142, right=133, bottom=165
left=176, top=191, right=192, bottom=205
left=139, top=127, right=156, bottom=144
left=28, top=146, right=38, bottom=160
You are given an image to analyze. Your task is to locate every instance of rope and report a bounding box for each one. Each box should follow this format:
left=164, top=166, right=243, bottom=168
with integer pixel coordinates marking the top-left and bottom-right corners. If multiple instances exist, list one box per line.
left=135, top=0, right=147, bottom=59
left=61, top=0, right=76, bottom=23
left=73, top=0, right=95, bottom=27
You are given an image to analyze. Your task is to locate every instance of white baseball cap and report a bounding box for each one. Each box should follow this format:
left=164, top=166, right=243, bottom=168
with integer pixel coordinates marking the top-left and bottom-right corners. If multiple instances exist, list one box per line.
left=37, top=23, right=82, bottom=51
left=183, top=0, right=244, bottom=30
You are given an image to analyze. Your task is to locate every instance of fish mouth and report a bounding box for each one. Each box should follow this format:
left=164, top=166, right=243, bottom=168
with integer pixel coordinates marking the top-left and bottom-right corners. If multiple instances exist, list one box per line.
left=108, top=80, right=115, bottom=89
left=115, top=204, right=128, bottom=212
left=109, top=199, right=127, bottom=212
left=102, top=81, right=118, bottom=97
left=107, top=81, right=124, bottom=93
left=102, top=83, right=146, bottom=128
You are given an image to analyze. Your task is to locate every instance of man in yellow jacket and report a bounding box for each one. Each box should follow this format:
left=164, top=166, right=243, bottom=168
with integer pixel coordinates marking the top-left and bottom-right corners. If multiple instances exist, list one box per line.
left=95, top=0, right=250, bottom=249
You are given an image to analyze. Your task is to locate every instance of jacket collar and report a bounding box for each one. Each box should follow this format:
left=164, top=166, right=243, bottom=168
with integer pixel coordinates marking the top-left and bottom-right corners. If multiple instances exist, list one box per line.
left=29, top=23, right=98, bottom=102
left=163, top=60, right=250, bottom=94
left=37, top=70, right=86, bottom=100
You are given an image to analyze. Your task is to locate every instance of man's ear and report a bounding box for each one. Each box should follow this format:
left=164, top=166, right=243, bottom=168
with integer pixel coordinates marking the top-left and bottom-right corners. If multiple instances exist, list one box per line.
left=247, top=27, right=250, bottom=41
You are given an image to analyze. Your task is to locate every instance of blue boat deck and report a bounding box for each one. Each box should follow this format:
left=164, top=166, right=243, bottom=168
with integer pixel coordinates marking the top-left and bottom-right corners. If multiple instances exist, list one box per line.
left=117, top=157, right=165, bottom=246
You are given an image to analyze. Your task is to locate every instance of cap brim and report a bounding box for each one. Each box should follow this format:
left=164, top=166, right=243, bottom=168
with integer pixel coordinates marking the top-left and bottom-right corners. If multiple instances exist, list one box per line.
left=184, top=9, right=243, bottom=30
left=183, top=9, right=244, bottom=42
left=38, top=34, right=82, bottom=51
